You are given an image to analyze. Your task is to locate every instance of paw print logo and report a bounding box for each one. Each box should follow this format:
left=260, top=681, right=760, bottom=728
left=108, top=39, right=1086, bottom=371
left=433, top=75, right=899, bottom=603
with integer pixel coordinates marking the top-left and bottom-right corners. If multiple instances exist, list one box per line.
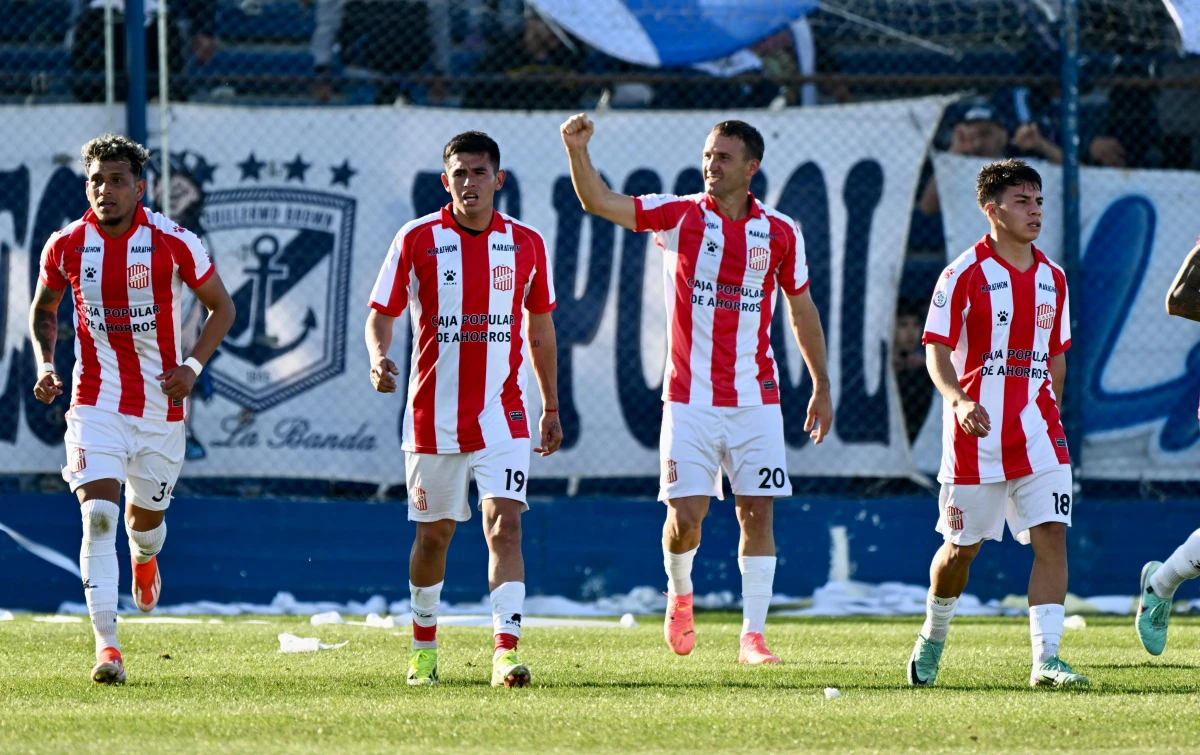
left=705, top=240, right=718, bottom=255
left=996, top=310, right=1010, bottom=325
left=84, top=266, right=96, bottom=280
left=443, top=269, right=456, bottom=284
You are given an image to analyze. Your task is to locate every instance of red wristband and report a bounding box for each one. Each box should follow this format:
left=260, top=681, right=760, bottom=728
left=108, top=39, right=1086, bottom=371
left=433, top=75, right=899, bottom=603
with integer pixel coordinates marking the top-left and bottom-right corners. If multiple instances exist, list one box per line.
left=544, top=408, right=558, bottom=412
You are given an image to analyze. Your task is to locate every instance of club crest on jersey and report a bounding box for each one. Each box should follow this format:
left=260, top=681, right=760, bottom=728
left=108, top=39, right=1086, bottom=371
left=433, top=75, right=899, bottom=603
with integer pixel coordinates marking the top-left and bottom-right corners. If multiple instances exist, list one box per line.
left=1036, top=303, right=1055, bottom=329
left=665, top=459, right=678, bottom=484
left=200, top=182, right=357, bottom=411
left=412, top=487, right=428, bottom=511
left=127, top=263, right=151, bottom=289
left=748, top=246, right=770, bottom=272
left=71, top=447, right=86, bottom=473
left=492, top=265, right=513, bottom=292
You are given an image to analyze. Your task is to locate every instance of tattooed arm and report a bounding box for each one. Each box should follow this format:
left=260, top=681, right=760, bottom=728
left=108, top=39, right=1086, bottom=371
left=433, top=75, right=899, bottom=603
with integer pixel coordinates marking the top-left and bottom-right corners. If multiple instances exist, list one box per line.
left=526, top=311, right=562, bottom=456
left=1166, top=243, right=1200, bottom=322
left=29, top=280, right=66, bottom=404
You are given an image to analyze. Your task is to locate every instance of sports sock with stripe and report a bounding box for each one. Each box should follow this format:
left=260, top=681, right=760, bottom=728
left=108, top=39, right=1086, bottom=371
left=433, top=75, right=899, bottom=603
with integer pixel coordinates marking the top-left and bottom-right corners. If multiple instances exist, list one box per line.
left=410, top=581, right=441, bottom=650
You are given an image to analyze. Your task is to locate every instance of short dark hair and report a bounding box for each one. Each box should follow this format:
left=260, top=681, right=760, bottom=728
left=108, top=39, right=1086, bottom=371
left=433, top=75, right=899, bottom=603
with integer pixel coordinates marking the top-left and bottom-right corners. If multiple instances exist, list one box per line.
left=711, top=120, right=765, bottom=162
left=443, top=131, right=501, bottom=173
left=976, top=158, right=1042, bottom=208
left=81, top=133, right=150, bottom=177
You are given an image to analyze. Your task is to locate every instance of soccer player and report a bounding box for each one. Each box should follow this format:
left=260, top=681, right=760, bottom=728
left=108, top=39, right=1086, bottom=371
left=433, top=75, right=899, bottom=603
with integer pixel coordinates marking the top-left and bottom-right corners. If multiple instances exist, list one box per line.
left=366, top=131, right=561, bottom=688
left=908, top=159, right=1087, bottom=689
left=560, top=114, right=833, bottom=664
left=30, top=135, right=235, bottom=684
left=1133, top=237, right=1200, bottom=655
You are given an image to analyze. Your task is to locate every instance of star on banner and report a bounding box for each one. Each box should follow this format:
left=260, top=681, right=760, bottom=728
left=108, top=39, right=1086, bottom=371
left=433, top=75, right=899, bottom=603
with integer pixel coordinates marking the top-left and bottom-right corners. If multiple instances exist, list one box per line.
left=330, top=159, right=357, bottom=187
left=191, top=154, right=218, bottom=185
left=237, top=152, right=265, bottom=181
left=285, top=153, right=311, bottom=182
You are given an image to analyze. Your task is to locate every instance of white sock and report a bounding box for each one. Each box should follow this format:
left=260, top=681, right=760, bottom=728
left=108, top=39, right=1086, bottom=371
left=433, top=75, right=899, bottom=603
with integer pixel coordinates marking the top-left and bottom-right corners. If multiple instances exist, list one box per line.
left=80, top=500, right=121, bottom=655
left=490, top=581, right=525, bottom=644
left=127, top=521, right=166, bottom=565
left=1150, top=529, right=1200, bottom=600
left=921, top=592, right=959, bottom=642
left=739, top=556, right=776, bottom=637
left=664, top=546, right=697, bottom=596
left=1030, top=603, right=1065, bottom=665
left=410, top=581, right=441, bottom=650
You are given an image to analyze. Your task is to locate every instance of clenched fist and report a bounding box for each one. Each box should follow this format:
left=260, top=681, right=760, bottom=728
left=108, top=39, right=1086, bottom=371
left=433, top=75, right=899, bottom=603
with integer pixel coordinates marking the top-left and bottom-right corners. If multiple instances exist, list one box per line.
left=560, top=113, right=594, bottom=151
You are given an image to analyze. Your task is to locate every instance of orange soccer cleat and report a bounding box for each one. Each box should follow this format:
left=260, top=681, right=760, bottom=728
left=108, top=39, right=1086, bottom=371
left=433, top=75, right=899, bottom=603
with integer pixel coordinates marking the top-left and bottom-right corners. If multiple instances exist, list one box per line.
left=664, top=592, right=696, bottom=655
left=91, top=647, right=126, bottom=684
left=738, top=632, right=781, bottom=665
left=132, top=555, right=161, bottom=612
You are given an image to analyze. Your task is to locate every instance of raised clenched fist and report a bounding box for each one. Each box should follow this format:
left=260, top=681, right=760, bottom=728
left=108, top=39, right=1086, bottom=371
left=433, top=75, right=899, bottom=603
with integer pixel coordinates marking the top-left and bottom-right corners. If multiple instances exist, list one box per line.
left=560, top=113, right=595, bottom=151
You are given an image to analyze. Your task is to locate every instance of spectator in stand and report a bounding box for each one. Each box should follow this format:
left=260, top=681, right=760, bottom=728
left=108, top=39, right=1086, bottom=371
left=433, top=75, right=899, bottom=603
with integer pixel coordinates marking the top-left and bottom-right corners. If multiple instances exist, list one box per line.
left=462, top=8, right=590, bottom=110
left=68, top=0, right=217, bottom=102
left=309, top=0, right=433, bottom=104
left=918, top=96, right=1062, bottom=217
left=892, top=297, right=932, bottom=443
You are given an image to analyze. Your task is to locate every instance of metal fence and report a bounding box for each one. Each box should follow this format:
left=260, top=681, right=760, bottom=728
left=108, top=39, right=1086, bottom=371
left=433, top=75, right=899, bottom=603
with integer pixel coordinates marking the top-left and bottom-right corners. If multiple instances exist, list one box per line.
left=1, top=0, right=1199, bottom=494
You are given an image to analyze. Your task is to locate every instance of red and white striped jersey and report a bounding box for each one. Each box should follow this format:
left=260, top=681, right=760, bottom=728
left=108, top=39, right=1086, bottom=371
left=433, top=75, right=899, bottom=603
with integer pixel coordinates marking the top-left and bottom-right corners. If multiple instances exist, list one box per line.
left=40, top=205, right=215, bottom=423
left=369, top=205, right=555, bottom=454
left=634, top=192, right=809, bottom=407
left=923, top=236, right=1072, bottom=485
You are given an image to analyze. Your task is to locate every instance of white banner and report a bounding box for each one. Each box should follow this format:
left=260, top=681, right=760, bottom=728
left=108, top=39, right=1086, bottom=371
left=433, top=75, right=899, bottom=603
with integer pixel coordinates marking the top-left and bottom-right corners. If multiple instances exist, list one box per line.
left=916, top=152, right=1200, bottom=480
left=0, top=99, right=945, bottom=483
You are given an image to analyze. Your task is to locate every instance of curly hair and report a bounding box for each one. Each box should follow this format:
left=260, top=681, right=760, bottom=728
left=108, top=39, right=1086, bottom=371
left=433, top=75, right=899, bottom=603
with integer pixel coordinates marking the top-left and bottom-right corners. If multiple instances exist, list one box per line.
left=81, top=133, right=151, bottom=177
left=976, top=158, right=1042, bottom=209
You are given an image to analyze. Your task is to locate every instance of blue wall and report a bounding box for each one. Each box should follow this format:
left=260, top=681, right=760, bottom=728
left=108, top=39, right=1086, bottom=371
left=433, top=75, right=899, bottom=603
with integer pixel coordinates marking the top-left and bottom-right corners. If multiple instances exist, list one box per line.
left=1, top=493, right=1194, bottom=611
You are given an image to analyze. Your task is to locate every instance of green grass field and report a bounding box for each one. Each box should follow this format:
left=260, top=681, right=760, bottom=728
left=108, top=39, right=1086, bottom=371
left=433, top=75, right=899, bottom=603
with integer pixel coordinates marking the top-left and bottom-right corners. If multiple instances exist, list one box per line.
left=2, top=613, right=1199, bottom=753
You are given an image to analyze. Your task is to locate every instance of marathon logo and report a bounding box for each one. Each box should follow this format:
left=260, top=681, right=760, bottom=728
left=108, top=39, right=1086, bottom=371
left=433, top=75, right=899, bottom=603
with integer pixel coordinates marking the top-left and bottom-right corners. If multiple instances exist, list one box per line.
left=426, top=244, right=457, bottom=256
left=76, top=246, right=101, bottom=254
left=491, top=243, right=520, bottom=253
left=1039, top=282, right=1058, bottom=294
left=130, top=245, right=154, bottom=254
left=748, top=228, right=774, bottom=240
left=981, top=280, right=1009, bottom=292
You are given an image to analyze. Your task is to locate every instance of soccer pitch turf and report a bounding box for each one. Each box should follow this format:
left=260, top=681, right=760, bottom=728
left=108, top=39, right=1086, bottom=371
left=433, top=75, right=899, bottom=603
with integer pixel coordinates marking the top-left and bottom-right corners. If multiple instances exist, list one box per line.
left=2, top=614, right=1199, bottom=753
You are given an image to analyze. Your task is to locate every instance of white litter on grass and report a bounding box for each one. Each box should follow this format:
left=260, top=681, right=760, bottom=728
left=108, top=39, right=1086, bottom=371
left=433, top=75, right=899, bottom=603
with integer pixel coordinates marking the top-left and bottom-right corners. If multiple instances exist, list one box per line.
left=34, top=615, right=82, bottom=623
left=0, top=610, right=14, bottom=621
left=277, top=633, right=348, bottom=653
left=824, top=687, right=841, bottom=699
left=435, top=614, right=627, bottom=628
left=310, top=611, right=346, bottom=626
left=1064, top=615, right=1087, bottom=630
left=620, top=613, right=638, bottom=628
left=48, top=581, right=1145, bottom=621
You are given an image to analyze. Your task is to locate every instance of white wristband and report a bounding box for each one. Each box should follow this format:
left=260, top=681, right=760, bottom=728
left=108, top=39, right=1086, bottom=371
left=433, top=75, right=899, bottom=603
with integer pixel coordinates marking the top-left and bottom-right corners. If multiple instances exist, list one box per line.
left=39, top=362, right=56, bottom=375
left=183, top=357, right=204, bottom=376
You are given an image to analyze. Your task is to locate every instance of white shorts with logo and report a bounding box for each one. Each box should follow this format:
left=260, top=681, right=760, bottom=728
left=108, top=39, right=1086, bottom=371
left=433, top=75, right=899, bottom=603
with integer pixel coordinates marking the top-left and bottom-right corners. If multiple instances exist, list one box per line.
left=936, top=466, right=1074, bottom=546
left=659, top=401, right=792, bottom=501
left=61, top=405, right=186, bottom=511
left=404, top=437, right=530, bottom=522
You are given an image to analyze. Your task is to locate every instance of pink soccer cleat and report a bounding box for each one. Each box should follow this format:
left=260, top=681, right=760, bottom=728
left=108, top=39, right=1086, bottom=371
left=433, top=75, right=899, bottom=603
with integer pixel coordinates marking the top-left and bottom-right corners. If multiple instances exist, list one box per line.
left=738, top=632, right=781, bottom=665
left=132, top=555, right=161, bottom=612
left=664, top=592, right=696, bottom=655
left=91, top=647, right=126, bottom=685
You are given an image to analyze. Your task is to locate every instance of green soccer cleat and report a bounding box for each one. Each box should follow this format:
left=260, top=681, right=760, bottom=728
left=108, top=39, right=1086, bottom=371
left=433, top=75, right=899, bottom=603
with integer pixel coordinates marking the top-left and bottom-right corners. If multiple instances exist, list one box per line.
left=491, top=648, right=530, bottom=688
left=1030, top=655, right=1090, bottom=688
left=906, top=634, right=944, bottom=687
left=1137, top=561, right=1171, bottom=656
left=406, top=648, right=438, bottom=686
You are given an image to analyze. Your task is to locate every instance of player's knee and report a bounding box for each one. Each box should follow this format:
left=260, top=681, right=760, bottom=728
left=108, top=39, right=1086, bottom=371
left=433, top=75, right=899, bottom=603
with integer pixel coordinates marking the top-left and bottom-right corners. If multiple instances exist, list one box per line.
left=484, top=511, right=522, bottom=549
left=414, top=520, right=455, bottom=555
left=1030, top=521, right=1067, bottom=555
left=944, top=540, right=983, bottom=566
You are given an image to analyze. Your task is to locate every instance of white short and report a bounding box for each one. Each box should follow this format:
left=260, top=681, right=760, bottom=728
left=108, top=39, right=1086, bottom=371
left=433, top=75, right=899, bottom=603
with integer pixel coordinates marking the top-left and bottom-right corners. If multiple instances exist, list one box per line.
left=404, top=438, right=530, bottom=522
left=61, top=405, right=186, bottom=511
left=658, top=401, right=792, bottom=501
left=936, top=466, right=1074, bottom=546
